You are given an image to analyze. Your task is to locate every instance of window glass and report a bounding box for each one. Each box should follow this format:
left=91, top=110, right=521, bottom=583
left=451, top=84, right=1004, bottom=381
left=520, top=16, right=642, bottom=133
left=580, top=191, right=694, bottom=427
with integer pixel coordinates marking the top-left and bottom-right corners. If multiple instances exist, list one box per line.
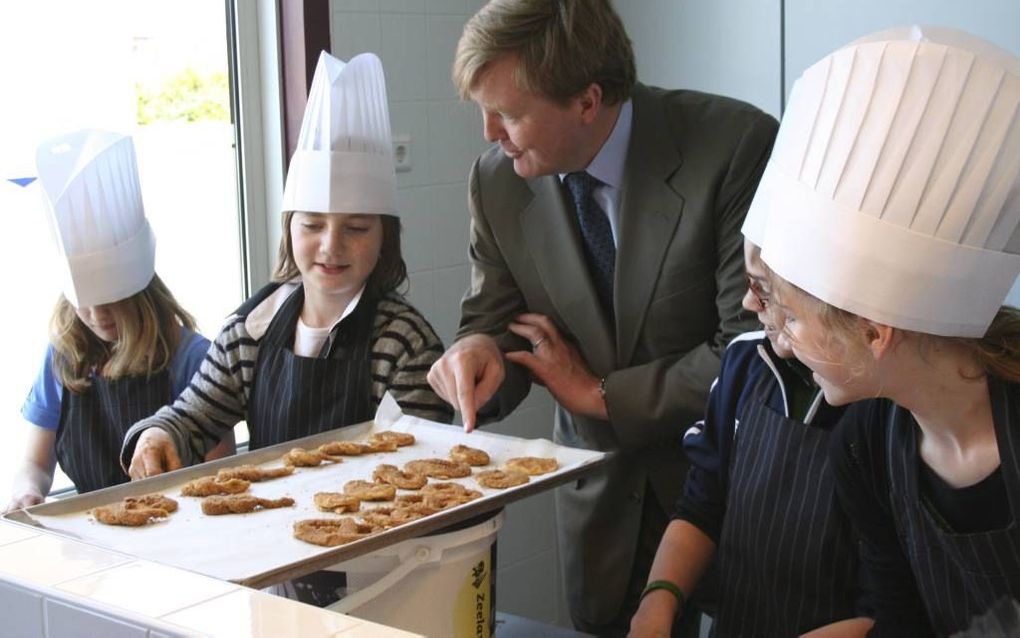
left=0, top=0, right=245, bottom=496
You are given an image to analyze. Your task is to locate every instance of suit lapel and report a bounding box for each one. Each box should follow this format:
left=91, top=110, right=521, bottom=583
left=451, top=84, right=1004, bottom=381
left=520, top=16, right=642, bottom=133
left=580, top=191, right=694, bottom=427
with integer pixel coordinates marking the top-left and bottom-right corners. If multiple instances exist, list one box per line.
left=615, top=85, right=685, bottom=364
left=520, top=175, right=616, bottom=373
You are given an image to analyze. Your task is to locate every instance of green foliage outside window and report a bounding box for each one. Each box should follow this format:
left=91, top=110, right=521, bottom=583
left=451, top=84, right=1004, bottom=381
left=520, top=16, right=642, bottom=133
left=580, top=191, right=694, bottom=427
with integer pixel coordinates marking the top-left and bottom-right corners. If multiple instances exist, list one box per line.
left=136, top=67, right=229, bottom=124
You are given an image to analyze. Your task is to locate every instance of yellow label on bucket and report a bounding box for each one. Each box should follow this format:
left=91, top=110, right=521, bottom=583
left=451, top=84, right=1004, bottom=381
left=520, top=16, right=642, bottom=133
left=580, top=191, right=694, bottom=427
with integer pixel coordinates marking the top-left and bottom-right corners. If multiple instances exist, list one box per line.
left=453, top=554, right=491, bottom=637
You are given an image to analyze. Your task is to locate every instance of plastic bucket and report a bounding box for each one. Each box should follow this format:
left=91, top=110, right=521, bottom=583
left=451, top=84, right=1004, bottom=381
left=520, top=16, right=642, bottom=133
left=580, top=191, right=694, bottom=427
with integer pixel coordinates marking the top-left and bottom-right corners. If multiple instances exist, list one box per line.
left=327, top=510, right=504, bottom=637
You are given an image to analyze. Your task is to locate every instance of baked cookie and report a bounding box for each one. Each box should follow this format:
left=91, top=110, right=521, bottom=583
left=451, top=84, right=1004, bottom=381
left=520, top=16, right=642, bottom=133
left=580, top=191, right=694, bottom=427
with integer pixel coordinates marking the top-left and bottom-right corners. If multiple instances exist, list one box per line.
left=313, top=492, right=362, bottom=514
left=504, top=456, right=559, bottom=476
left=201, top=495, right=295, bottom=515
left=370, top=430, right=416, bottom=447
left=217, top=464, right=294, bottom=482
left=293, top=518, right=376, bottom=547
left=373, top=464, right=427, bottom=490
left=283, top=447, right=340, bottom=467
left=317, top=441, right=367, bottom=456
left=181, top=476, right=250, bottom=497
left=343, top=480, right=397, bottom=502
left=404, top=458, right=472, bottom=479
left=476, top=469, right=530, bottom=489
left=450, top=444, right=490, bottom=466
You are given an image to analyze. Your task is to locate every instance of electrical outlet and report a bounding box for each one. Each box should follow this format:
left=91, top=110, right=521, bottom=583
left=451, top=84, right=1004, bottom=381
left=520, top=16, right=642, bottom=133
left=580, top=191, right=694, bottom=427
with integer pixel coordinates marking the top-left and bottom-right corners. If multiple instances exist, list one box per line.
left=393, top=134, right=412, bottom=173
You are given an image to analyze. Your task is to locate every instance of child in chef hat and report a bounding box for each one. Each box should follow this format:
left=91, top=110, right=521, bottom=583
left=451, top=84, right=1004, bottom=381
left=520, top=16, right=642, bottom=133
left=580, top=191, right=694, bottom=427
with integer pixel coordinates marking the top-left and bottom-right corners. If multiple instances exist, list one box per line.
left=755, top=26, right=1020, bottom=634
left=5, top=130, right=231, bottom=511
left=121, top=52, right=451, bottom=482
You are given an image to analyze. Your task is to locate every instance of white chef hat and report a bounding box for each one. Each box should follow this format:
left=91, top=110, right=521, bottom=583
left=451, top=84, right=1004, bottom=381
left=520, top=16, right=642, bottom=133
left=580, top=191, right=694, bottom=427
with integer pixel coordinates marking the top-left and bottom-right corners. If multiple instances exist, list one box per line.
left=36, top=130, right=156, bottom=309
left=281, top=51, right=397, bottom=217
left=751, top=26, right=1020, bottom=338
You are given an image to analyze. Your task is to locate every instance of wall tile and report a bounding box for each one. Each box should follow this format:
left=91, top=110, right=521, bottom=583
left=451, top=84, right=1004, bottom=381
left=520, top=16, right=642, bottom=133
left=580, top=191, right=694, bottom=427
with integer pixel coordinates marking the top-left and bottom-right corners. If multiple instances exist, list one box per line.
left=431, top=183, right=471, bottom=269
left=489, top=405, right=556, bottom=441
left=431, top=264, right=471, bottom=345
left=389, top=102, right=431, bottom=188
left=427, top=101, right=487, bottom=184
left=45, top=599, right=148, bottom=638
left=1, top=581, right=44, bottom=637
left=330, top=11, right=382, bottom=61
left=427, top=0, right=484, bottom=15
left=497, top=490, right=557, bottom=567
left=379, top=14, right=428, bottom=102
left=425, top=14, right=468, bottom=100
left=406, top=270, right=436, bottom=327
left=379, top=0, right=425, bottom=12
left=331, top=0, right=381, bottom=13
left=397, top=186, right=435, bottom=273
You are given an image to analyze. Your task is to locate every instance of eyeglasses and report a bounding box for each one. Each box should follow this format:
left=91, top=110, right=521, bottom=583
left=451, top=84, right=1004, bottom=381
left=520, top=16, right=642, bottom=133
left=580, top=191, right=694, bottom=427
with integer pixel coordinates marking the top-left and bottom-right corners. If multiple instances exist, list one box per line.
left=747, top=275, right=770, bottom=309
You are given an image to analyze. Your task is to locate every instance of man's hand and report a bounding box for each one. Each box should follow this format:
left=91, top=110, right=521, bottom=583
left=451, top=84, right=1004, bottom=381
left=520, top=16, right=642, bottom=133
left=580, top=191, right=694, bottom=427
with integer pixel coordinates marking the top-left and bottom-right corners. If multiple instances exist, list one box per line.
left=427, top=334, right=505, bottom=432
left=128, top=428, right=182, bottom=480
left=505, top=313, right=608, bottom=420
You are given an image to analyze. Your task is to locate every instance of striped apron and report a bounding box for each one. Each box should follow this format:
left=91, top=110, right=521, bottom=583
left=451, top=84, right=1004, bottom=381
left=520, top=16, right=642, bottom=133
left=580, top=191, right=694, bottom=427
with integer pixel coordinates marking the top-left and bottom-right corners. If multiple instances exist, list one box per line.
left=714, top=371, right=858, bottom=636
left=247, top=284, right=377, bottom=449
left=246, top=285, right=378, bottom=605
left=56, top=370, right=171, bottom=493
left=887, top=378, right=1020, bottom=635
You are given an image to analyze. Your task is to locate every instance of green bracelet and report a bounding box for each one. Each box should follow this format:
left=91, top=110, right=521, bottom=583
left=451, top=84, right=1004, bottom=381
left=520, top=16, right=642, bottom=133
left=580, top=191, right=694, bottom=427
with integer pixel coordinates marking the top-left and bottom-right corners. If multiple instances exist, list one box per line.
left=640, top=580, right=685, bottom=607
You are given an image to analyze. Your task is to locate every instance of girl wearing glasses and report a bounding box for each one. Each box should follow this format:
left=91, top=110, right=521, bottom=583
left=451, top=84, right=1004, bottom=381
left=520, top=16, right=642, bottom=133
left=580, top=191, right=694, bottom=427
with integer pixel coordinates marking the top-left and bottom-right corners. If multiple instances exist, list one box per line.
left=630, top=238, right=876, bottom=637
left=756, top=27, right=1020, bottom=635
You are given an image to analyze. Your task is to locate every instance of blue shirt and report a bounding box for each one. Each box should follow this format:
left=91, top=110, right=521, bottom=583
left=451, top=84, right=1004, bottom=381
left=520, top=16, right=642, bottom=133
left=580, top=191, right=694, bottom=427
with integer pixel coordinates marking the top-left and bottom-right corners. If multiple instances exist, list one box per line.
left=558, top=99, right=632, bottom=246
left=21, top=326, right=211, bottom=430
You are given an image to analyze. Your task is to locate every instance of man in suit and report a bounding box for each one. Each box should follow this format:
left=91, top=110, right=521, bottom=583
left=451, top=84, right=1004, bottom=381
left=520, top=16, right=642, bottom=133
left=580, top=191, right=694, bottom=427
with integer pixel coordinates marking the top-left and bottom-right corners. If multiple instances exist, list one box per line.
left=428, top=1, right=778, bottom=634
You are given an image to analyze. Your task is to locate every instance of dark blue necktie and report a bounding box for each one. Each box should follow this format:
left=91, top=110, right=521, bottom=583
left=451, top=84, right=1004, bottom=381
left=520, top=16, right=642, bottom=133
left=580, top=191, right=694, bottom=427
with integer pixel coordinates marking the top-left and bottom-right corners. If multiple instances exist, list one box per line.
left=564, top=171, right=615, bottom=316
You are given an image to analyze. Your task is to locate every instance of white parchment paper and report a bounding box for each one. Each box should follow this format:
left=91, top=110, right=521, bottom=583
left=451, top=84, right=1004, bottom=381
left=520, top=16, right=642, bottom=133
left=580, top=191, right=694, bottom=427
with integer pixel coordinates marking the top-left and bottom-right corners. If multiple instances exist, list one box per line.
left=21, top=395, right=604, bottom=585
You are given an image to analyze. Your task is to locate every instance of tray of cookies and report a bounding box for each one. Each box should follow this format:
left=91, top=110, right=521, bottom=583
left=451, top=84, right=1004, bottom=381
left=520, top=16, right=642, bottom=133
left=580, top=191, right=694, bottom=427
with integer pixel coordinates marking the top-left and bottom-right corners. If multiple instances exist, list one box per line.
left=3, top=394, right=605, bottom=588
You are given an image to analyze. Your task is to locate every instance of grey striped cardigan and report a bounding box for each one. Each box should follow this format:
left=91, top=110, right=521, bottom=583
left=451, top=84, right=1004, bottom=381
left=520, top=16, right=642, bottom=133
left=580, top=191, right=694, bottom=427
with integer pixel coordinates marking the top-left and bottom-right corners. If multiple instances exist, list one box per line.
left=120, top=283, right=453, bottom=469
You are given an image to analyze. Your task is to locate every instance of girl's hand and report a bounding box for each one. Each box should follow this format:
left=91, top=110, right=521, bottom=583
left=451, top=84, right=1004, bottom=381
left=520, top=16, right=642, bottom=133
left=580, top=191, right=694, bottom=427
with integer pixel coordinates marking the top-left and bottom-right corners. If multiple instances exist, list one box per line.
left=3, top=492, right=44, bottom=514
left=628, top=590, right=679, bottom=638
left=128, top=428, right=182, bottom=480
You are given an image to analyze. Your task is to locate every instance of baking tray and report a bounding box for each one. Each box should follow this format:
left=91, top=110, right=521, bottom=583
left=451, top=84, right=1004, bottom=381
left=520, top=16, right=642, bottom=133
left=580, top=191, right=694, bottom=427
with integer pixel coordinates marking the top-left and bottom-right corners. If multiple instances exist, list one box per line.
left=3, top=395, right=605, bottom=589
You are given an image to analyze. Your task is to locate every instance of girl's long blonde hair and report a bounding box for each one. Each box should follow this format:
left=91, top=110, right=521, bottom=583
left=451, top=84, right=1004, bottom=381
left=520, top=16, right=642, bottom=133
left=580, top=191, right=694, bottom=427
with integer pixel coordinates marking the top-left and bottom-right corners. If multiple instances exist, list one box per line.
left=51, top=274, right=197, bottom=393
left=773, top=275, right=1020, bottom=384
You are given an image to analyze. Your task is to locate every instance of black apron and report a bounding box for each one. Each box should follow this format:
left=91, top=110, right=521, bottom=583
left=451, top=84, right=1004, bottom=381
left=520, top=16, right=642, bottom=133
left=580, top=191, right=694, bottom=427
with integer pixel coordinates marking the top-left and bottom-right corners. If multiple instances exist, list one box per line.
left=245, top=284, right=377, bottom=606
left=246, top=284, right=377, bottom=450
left=56, top=369, right=171, bottom=493
left=887, top=378, right=1020, bottom=635
left=714, top=371, right=858, bottom=636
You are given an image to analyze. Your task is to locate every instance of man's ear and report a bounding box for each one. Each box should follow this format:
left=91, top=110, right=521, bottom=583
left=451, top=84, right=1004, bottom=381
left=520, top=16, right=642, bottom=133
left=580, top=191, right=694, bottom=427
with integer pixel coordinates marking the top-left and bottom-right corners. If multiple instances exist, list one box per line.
left=864, top=321, right=896, bottom=359
left=577, top=83, right=603, bottom=124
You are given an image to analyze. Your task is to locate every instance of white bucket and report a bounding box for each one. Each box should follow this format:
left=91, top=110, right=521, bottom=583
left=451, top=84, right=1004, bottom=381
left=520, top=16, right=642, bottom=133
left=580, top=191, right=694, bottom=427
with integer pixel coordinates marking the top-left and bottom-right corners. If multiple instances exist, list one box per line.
left=327, top=510, right=504, bottom=637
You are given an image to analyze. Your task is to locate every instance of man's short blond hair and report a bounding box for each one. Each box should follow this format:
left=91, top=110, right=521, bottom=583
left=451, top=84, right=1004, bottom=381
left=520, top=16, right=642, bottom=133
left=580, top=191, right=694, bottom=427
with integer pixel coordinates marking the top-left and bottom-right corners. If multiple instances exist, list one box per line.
left=453, top=0, right=636, bottom=105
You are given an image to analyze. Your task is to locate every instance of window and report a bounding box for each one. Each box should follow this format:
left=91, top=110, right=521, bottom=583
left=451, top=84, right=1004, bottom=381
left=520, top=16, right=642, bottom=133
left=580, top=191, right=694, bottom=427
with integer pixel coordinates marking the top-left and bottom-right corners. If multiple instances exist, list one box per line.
left=0, top=0, right=271, bottom=497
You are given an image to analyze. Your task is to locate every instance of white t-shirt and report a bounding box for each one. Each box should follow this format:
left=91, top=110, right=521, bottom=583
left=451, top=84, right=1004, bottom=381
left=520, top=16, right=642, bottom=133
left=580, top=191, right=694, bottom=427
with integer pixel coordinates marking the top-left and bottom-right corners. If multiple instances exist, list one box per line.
left=291, top=288, right=365, bottom=357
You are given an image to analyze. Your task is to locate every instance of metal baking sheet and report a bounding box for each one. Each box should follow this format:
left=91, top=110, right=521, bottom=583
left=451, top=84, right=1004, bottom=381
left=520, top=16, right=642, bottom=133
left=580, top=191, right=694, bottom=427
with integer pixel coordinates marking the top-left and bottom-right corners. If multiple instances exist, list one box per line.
left=3, top=395, right=605, bottom=589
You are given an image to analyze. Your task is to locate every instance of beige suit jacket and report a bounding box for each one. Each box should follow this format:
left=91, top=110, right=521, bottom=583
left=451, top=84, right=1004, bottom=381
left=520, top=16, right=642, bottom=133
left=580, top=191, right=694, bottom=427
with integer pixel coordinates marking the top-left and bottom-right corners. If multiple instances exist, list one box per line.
left=458, top=83, right=778, bottom=625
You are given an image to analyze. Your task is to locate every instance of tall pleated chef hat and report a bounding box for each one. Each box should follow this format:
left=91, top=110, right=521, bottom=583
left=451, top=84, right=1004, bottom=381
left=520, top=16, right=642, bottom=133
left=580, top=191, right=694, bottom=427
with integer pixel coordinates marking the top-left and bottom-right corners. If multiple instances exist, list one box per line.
left=281, top=51, right=397, bottom=216
left=36, top=130, right=156, bottom=309
left=749, top=26, right=1020, bottom=337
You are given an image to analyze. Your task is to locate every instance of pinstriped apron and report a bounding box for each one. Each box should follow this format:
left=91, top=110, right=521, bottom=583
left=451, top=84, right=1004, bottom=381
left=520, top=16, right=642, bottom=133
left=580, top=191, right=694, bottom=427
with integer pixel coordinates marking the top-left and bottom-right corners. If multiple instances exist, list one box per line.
left=715, top=371, right=858, bottom=636
left=56, top=370, right=171, bottom=493
left=886, top=378, right=1020, bottom=635
left=246, top=284, right=376, bottom=450
left=247, top=284, right=377, bottom=606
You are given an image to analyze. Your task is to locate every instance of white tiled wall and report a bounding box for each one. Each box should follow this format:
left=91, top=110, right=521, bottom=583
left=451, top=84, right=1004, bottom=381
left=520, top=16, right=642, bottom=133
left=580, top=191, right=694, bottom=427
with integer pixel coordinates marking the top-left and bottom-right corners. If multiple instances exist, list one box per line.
left=329, top=0, right=567, bottom=628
